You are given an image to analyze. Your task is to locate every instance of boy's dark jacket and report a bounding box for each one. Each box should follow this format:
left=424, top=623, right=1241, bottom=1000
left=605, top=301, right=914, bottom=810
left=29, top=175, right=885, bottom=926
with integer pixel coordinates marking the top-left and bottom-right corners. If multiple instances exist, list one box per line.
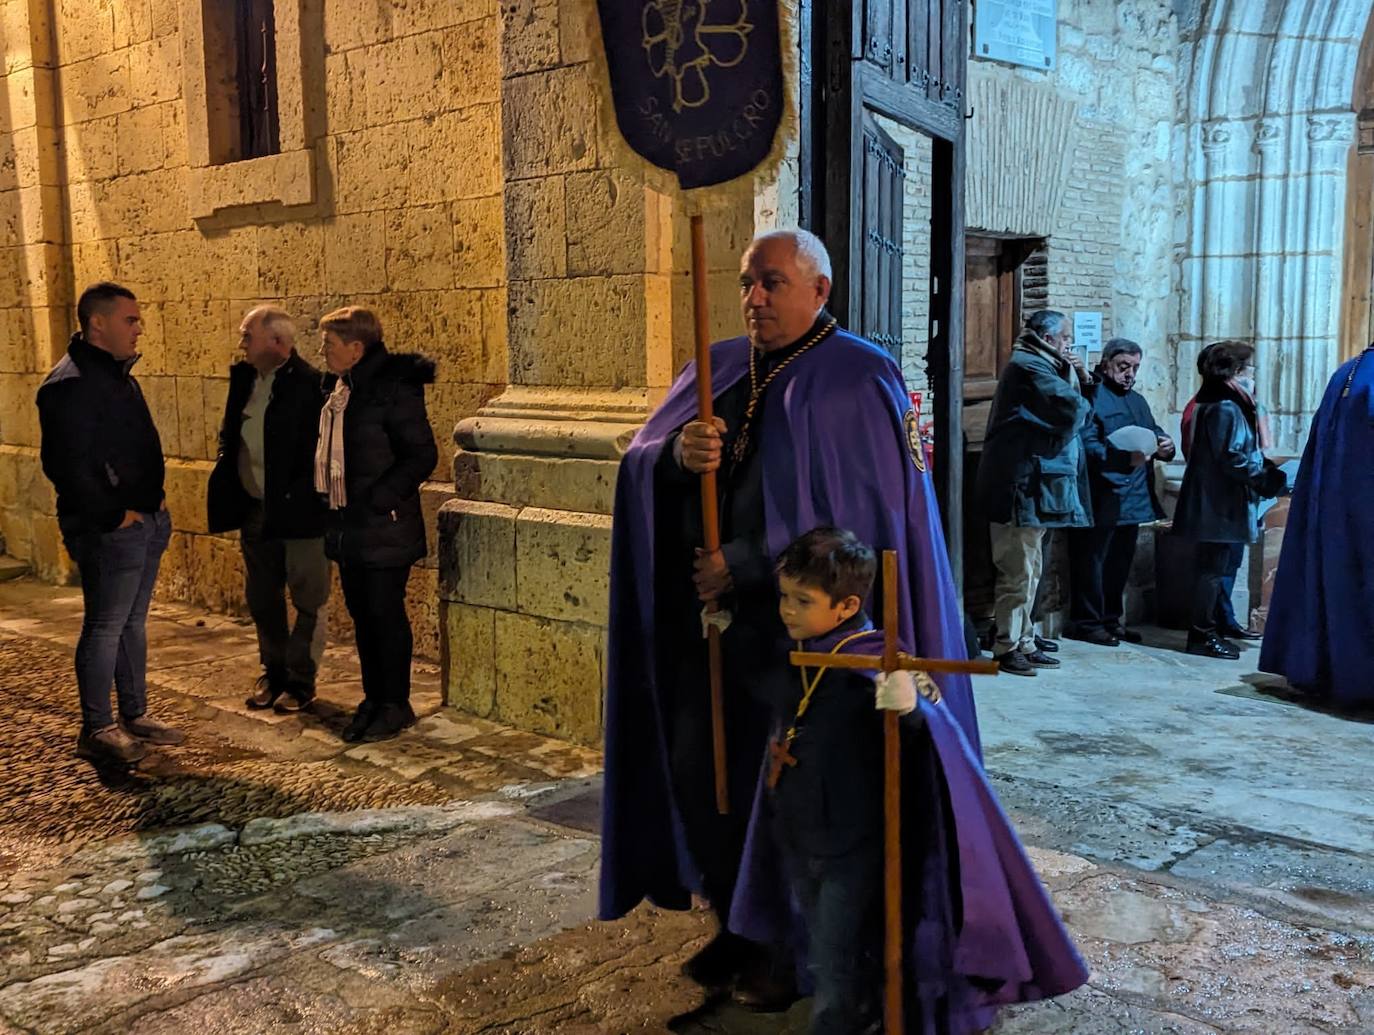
left=37, top=335, right=165, bottom=535
left=319, top=343, right=438, bottom=568
left=207, top=350, right=326, bottom=539
left=731, top=618, right=1089, bottom=1033
left=759, top=612, right=885, bottom=860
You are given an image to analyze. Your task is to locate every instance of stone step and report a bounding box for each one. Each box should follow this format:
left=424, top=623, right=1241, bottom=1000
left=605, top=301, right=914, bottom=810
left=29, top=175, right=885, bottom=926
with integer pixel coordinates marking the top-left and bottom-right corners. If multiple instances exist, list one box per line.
left=0, top=556, right=30, bottom=582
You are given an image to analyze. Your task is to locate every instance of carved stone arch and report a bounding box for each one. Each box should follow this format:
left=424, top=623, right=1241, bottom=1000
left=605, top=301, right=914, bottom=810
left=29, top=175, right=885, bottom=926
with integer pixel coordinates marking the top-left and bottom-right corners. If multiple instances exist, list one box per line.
left=1177, top=0, right=1368, bottom=452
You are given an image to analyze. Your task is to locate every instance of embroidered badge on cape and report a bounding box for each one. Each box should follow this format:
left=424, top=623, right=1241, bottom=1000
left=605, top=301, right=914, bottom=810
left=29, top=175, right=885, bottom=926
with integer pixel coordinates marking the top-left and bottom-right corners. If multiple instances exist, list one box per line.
left=904, top=409, right=926, bottom=472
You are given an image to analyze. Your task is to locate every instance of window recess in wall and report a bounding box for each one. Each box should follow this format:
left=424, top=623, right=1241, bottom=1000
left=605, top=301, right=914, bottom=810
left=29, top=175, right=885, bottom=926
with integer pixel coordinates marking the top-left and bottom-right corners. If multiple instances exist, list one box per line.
left=180, top=0, right=317, bottom=220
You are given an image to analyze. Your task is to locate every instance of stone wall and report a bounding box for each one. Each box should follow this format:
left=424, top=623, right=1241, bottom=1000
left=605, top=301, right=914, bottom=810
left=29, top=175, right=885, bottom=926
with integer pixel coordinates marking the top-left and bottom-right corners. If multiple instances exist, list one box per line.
left=437, top=0, right=762, bottom=746
left=966, top=0, right=1179, bottom=427
left=0, top=0, right=509, bottom=659
left=959, top=0, right=1179, bottom=623
left=1174, top=0, right=1371, bottom=452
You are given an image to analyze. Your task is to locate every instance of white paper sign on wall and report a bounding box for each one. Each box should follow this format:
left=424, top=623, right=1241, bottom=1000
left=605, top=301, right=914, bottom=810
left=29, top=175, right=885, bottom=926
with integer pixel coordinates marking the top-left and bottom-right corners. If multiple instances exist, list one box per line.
left=973, top=0, right=1057, bottom=71
left=1073, top=311, right=1103, bottom=365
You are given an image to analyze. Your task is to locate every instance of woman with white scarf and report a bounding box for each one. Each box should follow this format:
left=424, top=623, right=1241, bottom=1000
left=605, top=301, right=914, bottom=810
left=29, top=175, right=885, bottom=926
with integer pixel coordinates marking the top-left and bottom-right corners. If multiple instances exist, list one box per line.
left=315, top=306, right=438, bottom=742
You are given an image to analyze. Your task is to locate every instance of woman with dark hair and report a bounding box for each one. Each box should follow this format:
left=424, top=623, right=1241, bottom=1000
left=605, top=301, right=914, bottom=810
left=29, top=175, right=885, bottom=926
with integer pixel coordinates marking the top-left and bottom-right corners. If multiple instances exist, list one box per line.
left=1173, top=341, right=1286, bottom=659
left=315, top=306, right=438, bottom=741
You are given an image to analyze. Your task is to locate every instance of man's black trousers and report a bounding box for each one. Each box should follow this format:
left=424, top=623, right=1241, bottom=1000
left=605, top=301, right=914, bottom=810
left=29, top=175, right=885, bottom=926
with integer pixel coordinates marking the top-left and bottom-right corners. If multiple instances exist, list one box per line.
left=1068, top=524, right=1140, bottom=635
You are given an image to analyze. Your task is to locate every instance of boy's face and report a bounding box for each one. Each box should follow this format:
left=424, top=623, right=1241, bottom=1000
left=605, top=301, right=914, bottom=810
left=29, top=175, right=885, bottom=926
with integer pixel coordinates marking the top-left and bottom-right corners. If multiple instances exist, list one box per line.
left=778, top=573, right=861, bottom=641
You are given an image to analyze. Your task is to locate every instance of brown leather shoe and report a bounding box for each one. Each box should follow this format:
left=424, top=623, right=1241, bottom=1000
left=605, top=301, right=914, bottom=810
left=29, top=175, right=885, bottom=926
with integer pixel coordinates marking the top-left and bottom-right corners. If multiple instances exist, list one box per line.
left=246, top=673, right=285, bottom=709
left=121, top=714, right=186, bottom=745
left=273, top=683, right=316, bottom=714
left=76, top=724, right=147, bottom=764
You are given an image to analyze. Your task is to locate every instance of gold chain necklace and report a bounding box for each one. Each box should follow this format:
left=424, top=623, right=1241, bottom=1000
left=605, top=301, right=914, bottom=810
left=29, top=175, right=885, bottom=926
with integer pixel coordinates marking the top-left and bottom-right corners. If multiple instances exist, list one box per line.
left=766, top=628, right=879, bottom=789
left=731, top=317, right=838, bottom=464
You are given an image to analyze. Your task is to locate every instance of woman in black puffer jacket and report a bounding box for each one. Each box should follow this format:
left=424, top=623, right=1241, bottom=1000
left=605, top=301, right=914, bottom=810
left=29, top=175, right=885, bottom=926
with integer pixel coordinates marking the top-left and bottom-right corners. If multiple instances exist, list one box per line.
left=315, top=306, right=438, bottom=742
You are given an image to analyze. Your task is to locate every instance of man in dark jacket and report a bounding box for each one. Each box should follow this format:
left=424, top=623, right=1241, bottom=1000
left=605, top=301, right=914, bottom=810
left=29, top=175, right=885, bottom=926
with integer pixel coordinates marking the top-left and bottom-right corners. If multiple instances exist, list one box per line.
left=316, top=306, right=438, bottom=743
left=1067, top=339, right=1176, bottom=646
left=976, top=310, right=1095, bottom=676
left=208, top=306, right=329, bottom=712
left=36, top=282, right=182, bottom=765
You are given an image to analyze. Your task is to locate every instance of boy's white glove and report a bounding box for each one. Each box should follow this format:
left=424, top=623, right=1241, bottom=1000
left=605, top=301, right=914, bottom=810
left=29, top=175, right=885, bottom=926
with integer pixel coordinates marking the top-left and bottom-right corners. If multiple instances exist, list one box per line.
left=700, top=606, right=733, bottom=639
left=874, top=670, right=917, bottom=714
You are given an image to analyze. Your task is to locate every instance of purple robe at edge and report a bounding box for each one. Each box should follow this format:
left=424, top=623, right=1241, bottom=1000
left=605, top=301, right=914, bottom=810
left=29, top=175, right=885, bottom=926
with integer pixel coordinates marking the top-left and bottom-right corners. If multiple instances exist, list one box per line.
left=598, top=329, right=1087, bottom=1025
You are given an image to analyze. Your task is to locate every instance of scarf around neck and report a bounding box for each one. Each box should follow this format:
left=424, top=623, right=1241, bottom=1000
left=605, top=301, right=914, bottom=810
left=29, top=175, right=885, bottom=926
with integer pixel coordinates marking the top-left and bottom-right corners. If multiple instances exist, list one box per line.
left=315, top=379, right=350, bottom=509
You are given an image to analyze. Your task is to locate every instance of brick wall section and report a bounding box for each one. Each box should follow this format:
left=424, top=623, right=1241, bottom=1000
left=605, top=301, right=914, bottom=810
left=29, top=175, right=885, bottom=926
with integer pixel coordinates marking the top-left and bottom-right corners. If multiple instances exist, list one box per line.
left=1044, top=124, right=1125, bottom=340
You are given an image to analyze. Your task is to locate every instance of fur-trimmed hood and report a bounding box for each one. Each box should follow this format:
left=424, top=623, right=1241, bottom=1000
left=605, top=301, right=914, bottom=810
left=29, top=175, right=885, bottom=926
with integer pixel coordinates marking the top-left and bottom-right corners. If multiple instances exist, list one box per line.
left=323, top=343, right=437, bottom=392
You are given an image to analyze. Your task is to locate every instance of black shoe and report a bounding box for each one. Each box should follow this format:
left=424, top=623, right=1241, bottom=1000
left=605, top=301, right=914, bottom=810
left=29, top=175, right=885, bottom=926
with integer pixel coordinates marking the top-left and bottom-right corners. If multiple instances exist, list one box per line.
left=1024, top=649, right=1060, bottom=668
left=684, top=931, right=751, bottom=987
left=1109, top=626, right=1143, bottom=644
left=1066, top=627, right=1120, bottom=647
left=1218, top=623, right=1262, bottom=641
left=362, top=702, right=417, bottom=742
left=1034, top=635, right=1059, bottom=653
left=996, top=651, right=1037, bottom=677
left=341, top=700, right=380, bottom=743
left=246, top=671, right=286, bottom=709
left=731, top=957, right=798, bottom=1013
left=1186, top=633, right=1240, bottom=660
left=274, top=682, right=316, bottom=714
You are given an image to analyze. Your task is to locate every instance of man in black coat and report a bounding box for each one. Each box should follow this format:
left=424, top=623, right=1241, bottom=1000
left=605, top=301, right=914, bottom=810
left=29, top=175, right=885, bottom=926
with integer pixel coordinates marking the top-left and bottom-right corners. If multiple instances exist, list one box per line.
left=208, top=306, right=329, bottom=711
left=36, top=282, right=182, bottom=765
left=1067, top=339, right=1176, bottom=646
left=316, top=306, right=438, bottom=743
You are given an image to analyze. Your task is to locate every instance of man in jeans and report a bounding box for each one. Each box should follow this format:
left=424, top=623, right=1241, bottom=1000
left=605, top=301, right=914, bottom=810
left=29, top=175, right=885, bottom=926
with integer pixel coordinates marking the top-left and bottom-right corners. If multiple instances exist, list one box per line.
left=36, top=282, right=182, bottom=764
left=976, top=310, right=1096, bottom=676
left=207, top=306, right=329, bottom=711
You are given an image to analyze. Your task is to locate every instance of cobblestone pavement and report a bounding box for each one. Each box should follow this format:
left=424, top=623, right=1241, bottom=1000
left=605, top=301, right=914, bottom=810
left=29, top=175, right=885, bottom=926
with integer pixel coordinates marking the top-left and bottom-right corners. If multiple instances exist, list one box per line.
left=0, top=579, right=1371, bottom=1034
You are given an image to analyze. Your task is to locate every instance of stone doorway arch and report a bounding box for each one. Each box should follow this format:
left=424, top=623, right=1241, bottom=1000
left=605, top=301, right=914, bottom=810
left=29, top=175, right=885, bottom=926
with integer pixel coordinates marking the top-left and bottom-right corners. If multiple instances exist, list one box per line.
left=1177, top=0, right=1372, bottom=452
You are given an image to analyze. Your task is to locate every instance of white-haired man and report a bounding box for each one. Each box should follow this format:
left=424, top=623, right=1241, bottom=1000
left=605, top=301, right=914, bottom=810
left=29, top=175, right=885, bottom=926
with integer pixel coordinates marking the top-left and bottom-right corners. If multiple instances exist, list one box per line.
left=207, top=305, right=329, bottom=713
left=598, top=229, right=986, bottom=1010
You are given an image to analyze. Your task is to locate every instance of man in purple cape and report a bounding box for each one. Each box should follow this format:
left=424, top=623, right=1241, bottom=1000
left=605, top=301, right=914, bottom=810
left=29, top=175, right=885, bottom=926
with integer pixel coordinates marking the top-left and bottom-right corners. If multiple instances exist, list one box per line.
left=1260, top=346, right=1374, bottom=709
left=599, top=230, right=1085, bottom=1019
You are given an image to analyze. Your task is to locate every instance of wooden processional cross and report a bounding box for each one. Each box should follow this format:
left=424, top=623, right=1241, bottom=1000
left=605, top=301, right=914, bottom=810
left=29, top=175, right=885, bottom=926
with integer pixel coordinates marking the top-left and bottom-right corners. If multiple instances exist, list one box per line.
left=787, top=551, right=998, bottom=1035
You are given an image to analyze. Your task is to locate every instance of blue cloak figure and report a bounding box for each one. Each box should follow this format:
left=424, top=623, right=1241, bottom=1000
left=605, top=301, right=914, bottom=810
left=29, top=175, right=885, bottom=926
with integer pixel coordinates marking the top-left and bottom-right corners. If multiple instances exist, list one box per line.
left=599, top=328, right=1088, bottom=1030
left=1260, top=347, right=1374, bottom=708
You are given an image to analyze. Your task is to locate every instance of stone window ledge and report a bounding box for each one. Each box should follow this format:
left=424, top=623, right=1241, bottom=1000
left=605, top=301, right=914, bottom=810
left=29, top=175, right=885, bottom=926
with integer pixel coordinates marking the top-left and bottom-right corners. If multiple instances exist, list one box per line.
left=187, top=150, right=315, bottom=220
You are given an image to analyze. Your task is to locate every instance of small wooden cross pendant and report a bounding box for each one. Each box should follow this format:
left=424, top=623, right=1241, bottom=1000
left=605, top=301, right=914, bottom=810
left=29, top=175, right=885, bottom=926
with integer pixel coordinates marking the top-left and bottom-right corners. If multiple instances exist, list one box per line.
left=766, top=736, right=797, bottom=789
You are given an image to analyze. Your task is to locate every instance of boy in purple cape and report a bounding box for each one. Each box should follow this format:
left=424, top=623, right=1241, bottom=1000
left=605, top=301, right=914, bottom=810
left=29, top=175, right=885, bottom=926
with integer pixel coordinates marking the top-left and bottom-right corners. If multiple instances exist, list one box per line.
left=764, top=527, right=921, bottom=1031
left=731, top=527, right=1087, bottom=1032
left=598, top=229, right=1085, bottom=1018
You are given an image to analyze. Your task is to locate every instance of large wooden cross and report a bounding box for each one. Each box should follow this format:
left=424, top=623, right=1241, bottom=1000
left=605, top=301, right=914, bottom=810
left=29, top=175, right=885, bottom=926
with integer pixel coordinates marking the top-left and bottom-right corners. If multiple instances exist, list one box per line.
left=789, top=550, right=998, bottom=1035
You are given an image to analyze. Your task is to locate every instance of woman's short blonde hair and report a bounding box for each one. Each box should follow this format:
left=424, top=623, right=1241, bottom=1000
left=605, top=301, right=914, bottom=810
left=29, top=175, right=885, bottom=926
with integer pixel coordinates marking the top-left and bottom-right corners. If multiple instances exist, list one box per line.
left=319, top=306, right=383, bottom=348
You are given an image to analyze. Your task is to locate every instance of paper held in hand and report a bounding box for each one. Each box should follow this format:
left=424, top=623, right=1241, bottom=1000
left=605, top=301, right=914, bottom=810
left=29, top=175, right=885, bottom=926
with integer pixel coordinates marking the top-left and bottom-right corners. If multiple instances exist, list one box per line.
left=1106, top=425, right=1160, bottom=457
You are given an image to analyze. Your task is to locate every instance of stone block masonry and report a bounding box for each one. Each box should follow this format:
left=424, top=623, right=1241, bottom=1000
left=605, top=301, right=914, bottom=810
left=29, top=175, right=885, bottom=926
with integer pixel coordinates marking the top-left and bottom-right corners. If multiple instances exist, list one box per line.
left=0, top=0, right=510, bottom=660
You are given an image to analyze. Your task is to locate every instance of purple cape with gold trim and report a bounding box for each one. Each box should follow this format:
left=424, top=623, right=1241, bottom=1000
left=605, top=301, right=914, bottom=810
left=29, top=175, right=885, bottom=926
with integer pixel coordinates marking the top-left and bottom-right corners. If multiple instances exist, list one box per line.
left=598, top=329, right=1085, bottom=1025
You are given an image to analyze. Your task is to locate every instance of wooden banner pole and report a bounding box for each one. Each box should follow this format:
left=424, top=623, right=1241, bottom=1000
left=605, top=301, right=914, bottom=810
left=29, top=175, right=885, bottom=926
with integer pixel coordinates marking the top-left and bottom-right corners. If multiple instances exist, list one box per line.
left=880, top=551, right=903, bottom=1034
left=691, top=213, right=729, bottom=817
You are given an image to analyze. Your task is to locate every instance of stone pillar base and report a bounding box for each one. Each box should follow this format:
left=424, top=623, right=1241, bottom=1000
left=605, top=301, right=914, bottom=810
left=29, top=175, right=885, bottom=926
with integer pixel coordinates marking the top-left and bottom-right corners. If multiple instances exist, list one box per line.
left=439, top=386, right=656, bottom=746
